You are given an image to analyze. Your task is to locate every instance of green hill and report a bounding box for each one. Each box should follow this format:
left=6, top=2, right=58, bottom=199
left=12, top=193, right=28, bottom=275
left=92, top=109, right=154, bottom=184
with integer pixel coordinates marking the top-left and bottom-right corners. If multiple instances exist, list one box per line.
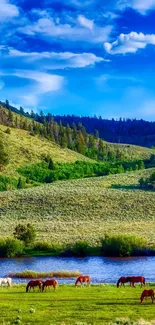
left=0, top=167, right=155, bottom=243
left=0, top=124, right=92, bottom=177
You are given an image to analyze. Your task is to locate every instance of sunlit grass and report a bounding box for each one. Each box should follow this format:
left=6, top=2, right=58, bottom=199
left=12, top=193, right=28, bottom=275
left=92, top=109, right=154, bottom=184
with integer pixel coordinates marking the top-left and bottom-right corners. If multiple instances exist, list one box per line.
left=0, top=285, right=155, bottom=324
left=0, top=168, right=155, bottom=243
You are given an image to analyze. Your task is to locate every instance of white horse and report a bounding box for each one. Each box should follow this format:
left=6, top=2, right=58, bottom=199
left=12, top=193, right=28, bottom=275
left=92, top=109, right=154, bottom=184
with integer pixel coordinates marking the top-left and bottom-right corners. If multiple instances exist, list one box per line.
left=0, top=277, right=12, bottom=287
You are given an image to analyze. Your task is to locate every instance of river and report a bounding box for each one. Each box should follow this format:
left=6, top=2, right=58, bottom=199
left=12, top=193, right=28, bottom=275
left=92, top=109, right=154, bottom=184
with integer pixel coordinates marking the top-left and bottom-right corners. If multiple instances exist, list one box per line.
left=0, top=256, right=155, bottom=284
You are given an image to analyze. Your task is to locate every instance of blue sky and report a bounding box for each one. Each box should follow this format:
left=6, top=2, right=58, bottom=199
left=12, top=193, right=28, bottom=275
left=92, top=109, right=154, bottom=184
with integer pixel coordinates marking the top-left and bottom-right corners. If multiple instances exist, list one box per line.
left=0, top=0, right=155, bottom=120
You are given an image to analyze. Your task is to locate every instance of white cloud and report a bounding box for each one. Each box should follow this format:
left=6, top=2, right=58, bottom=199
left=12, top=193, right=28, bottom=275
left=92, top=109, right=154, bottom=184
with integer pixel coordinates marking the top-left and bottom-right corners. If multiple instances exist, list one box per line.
left=104, top=32, right=155, bottom=54
left=0, top=0, right=19, bottom=20
left=18, top=15, right=112, bottom=44
left=11, top=70, right=64, bottom=93
left=118, top=0, right=155, bottom=14
left=5, top=48, right=105, bottom=68
left=78, top=15, right=94, bottom=30
left=0, top=70, right=65, bottom=106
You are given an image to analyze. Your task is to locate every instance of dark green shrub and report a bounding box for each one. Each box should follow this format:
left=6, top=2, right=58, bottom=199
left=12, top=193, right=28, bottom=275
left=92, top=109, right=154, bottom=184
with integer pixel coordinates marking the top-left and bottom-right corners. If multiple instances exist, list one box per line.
left=0, top=238, right=24, bottom=257
left=101, top=234, right=147, bottom=257
left=5, top=128, right=11, bottom=134
left=34, top=240, right=52, bottom=251
left=14, top=223, right=36, bottom=245
left=70, top=240, right=89, bottom=257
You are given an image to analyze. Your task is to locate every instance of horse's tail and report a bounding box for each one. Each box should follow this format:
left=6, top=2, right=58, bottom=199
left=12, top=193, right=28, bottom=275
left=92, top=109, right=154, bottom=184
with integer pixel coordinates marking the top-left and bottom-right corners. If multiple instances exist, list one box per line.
left=117, top=278, right=120, bottom=288
left=26, top=283, right=29, bottom=292
left=143, top=277, right=146, bottom=285
left=75, top=277, right=79, bottom=286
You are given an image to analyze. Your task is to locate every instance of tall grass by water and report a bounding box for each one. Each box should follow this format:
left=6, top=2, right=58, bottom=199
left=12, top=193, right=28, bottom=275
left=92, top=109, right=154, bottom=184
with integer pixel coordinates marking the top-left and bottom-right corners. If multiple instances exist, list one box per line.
left=8, top=270, right=81, bottom=279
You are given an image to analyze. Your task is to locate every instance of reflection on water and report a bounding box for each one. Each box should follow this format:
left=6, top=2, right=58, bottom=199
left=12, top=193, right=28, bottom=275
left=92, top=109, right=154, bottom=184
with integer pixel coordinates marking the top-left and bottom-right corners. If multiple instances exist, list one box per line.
left=0, top=256, right=155, bottom=284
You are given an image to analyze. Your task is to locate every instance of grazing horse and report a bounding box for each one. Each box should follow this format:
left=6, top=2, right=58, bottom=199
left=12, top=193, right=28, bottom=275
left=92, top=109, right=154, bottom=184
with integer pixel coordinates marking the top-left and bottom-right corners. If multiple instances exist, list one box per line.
left=131, top=276, right=145, bottom=287
left=26, top=280, right=43, bottom=292
left=0, top=278, right=12, bottom=287
left=141, top=289, right=154, bottom=304
left=75, top=276, right=90, bottom=287
left=117, top=276, right=133, bottom=288
left=42, top=279, right=58, bottom=292
left=117, top=276, right=145, bottom=288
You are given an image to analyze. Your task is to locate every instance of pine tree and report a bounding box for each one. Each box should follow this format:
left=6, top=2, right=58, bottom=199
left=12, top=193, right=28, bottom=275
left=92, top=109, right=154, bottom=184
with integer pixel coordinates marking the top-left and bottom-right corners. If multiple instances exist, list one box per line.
left=8, top=109, right=13, bottom=125
left=48, top=158, right=54, bottom=170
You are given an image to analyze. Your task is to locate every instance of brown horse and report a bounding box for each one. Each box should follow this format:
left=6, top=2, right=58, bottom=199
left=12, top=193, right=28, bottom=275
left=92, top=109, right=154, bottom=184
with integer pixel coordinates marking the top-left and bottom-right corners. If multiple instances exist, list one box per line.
left=26, top=280, right=43, bottom=292
left=75, top=275, right=90, bottom=287
left=131, top=276, right=145, bottom=288
left=42, top=279, right=58, bottom=292
left=117, top=276, right=133, bottom=288
left=141, top=289, right=154, bottom=303
left=117, top=276, right=145, bottom=288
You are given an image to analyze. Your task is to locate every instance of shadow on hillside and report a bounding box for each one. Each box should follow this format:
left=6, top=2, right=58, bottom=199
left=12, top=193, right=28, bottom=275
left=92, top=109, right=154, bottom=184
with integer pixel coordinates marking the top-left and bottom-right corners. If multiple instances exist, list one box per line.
left=111, top=184, right=139, bottom=190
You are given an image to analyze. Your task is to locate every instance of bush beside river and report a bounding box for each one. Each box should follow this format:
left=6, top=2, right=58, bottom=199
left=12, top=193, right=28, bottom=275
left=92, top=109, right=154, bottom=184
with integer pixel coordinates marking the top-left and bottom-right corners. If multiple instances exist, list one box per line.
left=0, top=235, right=155, bottom=258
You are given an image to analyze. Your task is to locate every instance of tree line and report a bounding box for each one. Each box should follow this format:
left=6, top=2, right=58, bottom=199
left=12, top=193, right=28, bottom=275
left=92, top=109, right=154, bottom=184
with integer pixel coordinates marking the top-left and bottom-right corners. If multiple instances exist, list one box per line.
left=0, top=102, right=130, bottom=162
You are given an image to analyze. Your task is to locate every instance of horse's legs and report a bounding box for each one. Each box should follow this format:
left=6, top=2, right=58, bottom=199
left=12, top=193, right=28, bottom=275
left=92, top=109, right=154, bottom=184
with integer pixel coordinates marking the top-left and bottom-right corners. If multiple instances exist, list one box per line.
left=132, top=282, right=135, bottom=288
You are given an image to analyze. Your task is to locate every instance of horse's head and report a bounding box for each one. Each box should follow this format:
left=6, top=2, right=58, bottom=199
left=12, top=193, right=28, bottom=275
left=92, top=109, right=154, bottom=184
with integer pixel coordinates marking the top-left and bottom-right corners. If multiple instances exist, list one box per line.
left=117, top=279, right=120, bottom=288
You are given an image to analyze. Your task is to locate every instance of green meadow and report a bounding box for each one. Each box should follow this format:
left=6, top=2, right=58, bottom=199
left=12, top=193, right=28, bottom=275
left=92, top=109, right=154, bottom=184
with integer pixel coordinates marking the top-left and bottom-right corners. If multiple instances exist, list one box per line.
left=0, top=284, right=155, bottom=325
left=0, top=168, right=155, bottom=244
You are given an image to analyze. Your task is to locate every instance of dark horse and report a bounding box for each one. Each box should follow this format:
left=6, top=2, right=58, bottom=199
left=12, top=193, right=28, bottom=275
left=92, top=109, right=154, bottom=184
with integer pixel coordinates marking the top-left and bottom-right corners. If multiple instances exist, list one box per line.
left=75, top=275, right=90, bottom=287
left=141, top=289, right=154, bottom=303
left=26, top=280, right=43, bottom=292
left=117, top=276, right=145, bottom=288
left=117, top=276, right=133, bottom=288
left=42, top=279, right=58, bottom=291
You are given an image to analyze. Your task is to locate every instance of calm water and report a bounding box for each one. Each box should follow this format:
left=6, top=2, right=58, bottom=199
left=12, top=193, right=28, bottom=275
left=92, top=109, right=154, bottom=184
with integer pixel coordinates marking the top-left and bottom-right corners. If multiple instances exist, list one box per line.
left=0, top=256, right=155, bottom=284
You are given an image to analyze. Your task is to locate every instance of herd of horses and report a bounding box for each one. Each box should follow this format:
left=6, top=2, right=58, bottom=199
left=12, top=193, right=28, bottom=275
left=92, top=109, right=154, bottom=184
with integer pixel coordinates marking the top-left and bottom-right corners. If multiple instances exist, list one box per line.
left=0, top=275, right=154, bottom=304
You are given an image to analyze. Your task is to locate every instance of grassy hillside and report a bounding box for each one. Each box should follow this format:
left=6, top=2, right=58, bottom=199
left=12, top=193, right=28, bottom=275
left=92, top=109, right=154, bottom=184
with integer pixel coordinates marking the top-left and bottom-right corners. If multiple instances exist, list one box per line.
left=0, top=124, right=92, bottom=177
left=0, top=285, right=155, bottom=325
left=0, top=167, right=155, bottom=243
left=1, top=123, right=155, bottom=178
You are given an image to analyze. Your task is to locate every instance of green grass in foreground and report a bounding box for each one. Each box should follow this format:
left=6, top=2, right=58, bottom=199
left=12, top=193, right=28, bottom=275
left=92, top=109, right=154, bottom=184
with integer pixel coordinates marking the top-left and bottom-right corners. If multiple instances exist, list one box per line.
left=0, top=285, right=155, bottom=325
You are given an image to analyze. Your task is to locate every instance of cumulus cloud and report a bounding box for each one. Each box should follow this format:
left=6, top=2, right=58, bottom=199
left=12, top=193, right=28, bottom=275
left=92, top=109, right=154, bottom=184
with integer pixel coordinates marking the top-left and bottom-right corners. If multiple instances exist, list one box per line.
left=18, top=14, right=112, bottom=44
left=104, top=32, right=155, bottom=54
left=0, top=0, right=19, bottom=20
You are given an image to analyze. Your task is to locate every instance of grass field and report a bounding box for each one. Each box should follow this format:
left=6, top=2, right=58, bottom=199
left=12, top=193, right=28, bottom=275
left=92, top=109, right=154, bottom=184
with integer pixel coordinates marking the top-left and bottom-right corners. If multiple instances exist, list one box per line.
left=0, top=168, right=155, bottom=244
left=0, top=284, right=155, bottom=324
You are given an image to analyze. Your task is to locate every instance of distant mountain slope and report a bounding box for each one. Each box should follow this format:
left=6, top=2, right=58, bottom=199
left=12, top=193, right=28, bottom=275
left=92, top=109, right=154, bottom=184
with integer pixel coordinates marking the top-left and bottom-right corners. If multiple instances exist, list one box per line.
left=0, top=124, right=92, bottom=177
